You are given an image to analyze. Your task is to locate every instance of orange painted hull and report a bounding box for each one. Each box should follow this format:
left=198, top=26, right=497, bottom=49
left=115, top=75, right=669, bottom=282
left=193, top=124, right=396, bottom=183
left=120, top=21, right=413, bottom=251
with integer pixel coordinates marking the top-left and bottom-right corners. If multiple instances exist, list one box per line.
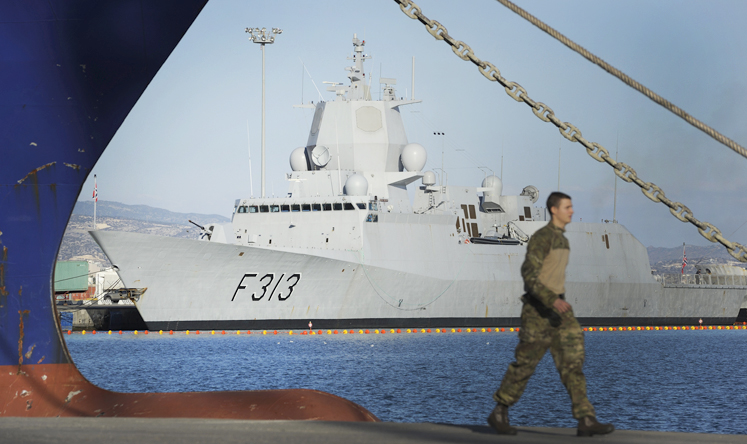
left=1, top=363, right=378, bottom=421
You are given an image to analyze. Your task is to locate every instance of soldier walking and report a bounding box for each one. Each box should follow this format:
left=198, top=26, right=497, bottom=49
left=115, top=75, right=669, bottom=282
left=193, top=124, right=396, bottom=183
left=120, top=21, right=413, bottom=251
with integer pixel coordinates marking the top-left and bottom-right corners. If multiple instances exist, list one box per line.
left=488, top=192, right=614, bottom=437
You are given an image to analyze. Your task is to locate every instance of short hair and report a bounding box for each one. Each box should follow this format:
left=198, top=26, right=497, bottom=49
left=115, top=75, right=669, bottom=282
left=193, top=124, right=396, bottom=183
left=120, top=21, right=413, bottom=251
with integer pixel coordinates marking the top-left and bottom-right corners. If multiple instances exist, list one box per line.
left=546, top=191, right=571, bottom=211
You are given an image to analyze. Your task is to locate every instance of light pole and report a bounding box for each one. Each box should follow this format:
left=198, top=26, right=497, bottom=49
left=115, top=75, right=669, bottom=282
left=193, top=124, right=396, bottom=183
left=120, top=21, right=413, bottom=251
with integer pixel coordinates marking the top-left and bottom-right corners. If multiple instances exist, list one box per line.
left=245, top=27, right=282, bottom=198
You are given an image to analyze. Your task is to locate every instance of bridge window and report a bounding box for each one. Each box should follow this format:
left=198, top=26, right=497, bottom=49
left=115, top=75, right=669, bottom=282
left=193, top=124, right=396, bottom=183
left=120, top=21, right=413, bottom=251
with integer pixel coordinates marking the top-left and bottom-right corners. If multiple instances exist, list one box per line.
left=270, top=205, right=280, bottom=212
left=259, top=205, right=269, bottom=213
left=281, top=205, right=290, bottom=212
left=344, top=203, right=355, bottom=210
left=333, top=203, right=343, bottom=211
left=356, top=203, right=366, bottom=209
left=323, top=203, right=332, bottom=211
left=248, top=206, right=258, bottom=213
left=312, top=204, right=322, bottom=211
left=291, top=204, right=301, bottom=212
left=302, top=204, right=311, bottom=212
left=237, top=206, right=247, bottom=213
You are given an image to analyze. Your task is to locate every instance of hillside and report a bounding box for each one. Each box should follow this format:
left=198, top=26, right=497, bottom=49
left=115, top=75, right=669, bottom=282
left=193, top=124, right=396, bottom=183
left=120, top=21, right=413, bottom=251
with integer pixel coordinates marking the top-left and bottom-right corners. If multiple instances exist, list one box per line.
left=73, top=200, right=229, bottom=225
left=58, top=201, right=229, bottom=266
left=646, top=244, right=746, bottom=274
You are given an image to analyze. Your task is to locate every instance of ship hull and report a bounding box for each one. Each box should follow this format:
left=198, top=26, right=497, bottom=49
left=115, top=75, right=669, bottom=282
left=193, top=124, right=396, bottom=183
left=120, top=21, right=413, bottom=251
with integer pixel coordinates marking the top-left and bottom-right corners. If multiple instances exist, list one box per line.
left=91, top=222, right=747, bottom=329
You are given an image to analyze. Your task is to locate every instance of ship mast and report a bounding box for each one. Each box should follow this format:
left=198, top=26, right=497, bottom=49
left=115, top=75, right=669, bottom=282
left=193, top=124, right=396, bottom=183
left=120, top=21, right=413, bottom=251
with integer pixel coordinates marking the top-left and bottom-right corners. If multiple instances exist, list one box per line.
left=346, top=34, right=370, bottom=101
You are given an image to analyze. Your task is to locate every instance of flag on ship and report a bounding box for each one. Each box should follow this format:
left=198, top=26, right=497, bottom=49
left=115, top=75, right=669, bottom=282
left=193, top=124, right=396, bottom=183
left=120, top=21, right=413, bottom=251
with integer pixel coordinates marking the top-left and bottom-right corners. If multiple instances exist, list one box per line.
left=93, top=174, right=98, bottom=202
left=681, top=243, right=687, bottom=274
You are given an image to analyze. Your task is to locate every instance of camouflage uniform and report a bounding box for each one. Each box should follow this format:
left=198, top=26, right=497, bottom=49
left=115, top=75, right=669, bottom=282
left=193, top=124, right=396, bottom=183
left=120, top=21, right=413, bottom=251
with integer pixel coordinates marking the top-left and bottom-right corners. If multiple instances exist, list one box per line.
left=493, top=222, right=596, bottom=420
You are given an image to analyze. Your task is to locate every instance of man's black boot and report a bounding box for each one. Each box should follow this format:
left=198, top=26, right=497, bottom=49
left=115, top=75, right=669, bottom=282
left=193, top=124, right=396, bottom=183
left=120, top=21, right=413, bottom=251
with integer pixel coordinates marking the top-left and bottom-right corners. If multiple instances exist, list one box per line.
left=577, top=416, right=614, bottom=437
left=487, top=403, right=517, bottom=435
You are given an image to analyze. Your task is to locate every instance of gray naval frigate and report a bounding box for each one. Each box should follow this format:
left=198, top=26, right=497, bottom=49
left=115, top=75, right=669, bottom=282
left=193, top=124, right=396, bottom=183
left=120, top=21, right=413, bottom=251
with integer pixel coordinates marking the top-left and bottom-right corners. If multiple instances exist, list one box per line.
left=91, top=36, right=747, bottom=330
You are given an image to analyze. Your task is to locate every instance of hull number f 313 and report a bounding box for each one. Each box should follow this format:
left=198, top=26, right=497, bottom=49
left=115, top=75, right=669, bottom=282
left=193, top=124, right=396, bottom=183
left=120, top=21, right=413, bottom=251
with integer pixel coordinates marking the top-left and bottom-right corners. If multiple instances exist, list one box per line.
left=231, top=273, right=302, bottom=302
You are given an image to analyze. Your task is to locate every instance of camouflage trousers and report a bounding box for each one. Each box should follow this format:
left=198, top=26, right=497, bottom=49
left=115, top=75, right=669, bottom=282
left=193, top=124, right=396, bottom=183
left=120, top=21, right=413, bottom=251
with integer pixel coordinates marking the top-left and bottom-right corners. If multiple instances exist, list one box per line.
left=493, top=302, right=596, bottom=419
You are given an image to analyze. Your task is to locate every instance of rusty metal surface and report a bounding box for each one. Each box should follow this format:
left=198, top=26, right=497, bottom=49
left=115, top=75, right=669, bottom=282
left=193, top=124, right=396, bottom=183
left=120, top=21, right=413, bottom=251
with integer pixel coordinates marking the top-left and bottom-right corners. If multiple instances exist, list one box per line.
left=1, top=363, right=378, bottom=421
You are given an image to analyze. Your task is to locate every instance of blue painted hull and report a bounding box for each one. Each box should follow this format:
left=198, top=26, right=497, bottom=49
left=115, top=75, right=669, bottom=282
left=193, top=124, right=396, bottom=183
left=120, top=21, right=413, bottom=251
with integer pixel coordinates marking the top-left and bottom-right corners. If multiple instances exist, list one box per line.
left=0, top=0, right=208, bottom=368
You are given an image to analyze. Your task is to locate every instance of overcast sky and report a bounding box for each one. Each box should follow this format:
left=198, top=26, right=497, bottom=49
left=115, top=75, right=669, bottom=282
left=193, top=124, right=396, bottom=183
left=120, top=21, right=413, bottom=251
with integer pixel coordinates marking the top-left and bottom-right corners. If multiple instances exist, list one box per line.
left=81, top=0, right=747, bottom=249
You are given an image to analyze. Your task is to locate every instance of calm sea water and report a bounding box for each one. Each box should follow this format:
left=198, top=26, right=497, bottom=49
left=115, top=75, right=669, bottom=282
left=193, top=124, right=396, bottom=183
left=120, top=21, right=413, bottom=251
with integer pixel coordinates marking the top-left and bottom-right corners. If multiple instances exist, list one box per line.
left=66, top=329, right=747, bottom=434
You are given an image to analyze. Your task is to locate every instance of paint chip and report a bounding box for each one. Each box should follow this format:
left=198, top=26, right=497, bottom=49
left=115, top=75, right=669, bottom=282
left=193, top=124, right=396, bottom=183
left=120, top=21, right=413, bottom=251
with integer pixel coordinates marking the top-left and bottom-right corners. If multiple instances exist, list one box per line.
left=24, top=344, right=36, bottom=359
left=41, top=375, right=47, bottom=381
left=29, top=142, right=37, bottom=146
left=16, top=162, right=56, bottom=184
left=65, top=390, right=82, bottom=403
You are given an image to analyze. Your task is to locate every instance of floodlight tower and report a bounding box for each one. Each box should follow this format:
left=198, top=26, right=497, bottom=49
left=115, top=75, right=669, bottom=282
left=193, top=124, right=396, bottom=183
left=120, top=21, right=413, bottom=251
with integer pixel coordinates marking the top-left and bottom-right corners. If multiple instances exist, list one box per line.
left=245, top=27, right=282, bottom=198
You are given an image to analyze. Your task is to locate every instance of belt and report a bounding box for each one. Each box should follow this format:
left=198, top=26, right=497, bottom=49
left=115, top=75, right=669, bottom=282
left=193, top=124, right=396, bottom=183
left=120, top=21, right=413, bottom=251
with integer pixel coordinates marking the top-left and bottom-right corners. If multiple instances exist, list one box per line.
left=522, top=293, right=563, bottom=327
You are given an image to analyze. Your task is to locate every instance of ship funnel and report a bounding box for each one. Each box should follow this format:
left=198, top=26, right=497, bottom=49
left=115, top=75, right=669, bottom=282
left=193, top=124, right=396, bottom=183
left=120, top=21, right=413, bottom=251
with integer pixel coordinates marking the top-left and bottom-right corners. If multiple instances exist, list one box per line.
left=344, top=173, right=368, bottom=196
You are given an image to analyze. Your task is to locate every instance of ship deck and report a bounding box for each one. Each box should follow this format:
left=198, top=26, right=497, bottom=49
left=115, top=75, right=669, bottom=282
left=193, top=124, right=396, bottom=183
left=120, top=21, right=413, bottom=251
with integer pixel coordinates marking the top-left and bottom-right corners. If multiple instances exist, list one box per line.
left=1, top=418, right=740, bottom=444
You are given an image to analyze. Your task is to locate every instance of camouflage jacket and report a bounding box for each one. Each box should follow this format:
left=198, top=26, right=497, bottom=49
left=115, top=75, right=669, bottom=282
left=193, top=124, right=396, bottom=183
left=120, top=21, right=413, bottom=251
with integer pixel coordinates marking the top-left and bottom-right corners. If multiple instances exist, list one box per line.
left=521, top=222, right=570, bottom=308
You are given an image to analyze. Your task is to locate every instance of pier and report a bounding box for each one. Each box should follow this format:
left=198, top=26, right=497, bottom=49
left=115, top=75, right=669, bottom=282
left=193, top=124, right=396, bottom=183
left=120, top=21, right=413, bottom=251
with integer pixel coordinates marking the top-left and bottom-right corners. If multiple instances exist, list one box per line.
left=2, top=418, right=743, bottom=444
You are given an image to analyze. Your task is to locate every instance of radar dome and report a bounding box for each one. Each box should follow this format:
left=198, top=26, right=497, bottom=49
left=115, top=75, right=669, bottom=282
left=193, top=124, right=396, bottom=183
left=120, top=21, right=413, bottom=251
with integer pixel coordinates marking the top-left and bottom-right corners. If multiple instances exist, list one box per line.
left=422, top=171, right=436, bottom=186
left=344, top=174, right=368, bottom=196
left=310, top=145, right=331, bottom=167
left=520, top=185, right=540, bottom=203
left=482, top=175, right=503, bottom=200
left=400, top=143, right=427, bottom=172
left=289, top=147, right=308, bottom=171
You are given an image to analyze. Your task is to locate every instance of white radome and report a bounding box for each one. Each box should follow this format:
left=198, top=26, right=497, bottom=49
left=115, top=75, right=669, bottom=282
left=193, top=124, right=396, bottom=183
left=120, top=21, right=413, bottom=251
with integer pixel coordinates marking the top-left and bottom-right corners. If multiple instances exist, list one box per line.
left=422, top=171, right=436, bottom=186
left=344, top=173, right=368, bottom=196
left=289, top=147, right=308, bottom=171
left=482, top=175, right=503, bottom=200
left=400, top=143, right=427, bottom=172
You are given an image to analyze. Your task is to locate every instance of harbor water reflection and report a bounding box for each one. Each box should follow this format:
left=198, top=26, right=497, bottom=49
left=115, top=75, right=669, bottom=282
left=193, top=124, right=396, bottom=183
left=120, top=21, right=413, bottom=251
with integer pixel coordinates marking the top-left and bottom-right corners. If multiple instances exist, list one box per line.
left=66, top=329, right=747, bottom=434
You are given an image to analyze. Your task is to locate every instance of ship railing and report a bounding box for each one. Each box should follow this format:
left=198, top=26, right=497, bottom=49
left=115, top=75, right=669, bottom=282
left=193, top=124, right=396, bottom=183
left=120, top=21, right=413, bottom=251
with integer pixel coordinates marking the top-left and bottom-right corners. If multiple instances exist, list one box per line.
left=656, top=273, right=747, bottom=287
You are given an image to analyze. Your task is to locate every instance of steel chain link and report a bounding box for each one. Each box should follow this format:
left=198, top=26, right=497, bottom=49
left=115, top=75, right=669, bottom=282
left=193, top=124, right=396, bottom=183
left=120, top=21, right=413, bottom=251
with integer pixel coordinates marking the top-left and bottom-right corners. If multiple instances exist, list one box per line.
left=393, top=0, right=747, bottom=263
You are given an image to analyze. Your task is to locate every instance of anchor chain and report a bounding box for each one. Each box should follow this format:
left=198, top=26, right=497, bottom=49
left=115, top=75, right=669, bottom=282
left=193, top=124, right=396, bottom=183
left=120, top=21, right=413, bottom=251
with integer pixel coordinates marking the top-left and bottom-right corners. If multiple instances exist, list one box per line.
left=393, top=0, right=747, bottom=262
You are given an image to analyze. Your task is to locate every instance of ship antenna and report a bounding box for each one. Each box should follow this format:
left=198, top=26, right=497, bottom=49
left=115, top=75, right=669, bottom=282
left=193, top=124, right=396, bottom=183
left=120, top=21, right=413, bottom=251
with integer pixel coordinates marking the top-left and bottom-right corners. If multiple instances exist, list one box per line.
left=300, top=61, right=303, bottom=104
left=299, top=58, right=323, bottom=102
left=411, top=56, right=415, bottom=100
left=335, top=118, right=343, bottom=195
left=434, top=132, right=445, bottom=186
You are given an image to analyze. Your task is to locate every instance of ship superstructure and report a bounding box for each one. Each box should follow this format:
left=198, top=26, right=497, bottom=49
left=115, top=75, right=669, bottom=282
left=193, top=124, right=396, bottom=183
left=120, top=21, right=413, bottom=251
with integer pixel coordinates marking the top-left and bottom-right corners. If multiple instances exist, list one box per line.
left=92, top=36, right=747, bottom=330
